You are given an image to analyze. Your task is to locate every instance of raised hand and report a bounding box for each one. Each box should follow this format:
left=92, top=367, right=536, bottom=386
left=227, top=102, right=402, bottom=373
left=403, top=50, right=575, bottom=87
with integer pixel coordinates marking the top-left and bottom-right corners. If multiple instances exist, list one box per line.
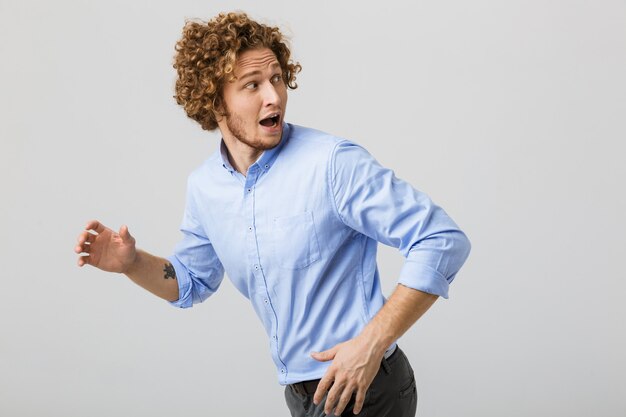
left=75, top=220, right=137, bottom=273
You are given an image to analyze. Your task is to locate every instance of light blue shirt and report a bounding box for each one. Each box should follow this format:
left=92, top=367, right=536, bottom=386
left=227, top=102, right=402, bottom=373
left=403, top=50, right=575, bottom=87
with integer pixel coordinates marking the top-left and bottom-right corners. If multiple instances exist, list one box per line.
left=168, top=123, right=471, bottom=385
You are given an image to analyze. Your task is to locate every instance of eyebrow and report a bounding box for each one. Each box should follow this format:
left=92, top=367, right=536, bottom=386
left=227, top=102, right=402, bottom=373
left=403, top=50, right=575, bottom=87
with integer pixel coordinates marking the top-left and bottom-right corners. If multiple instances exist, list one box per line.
left=237, top=63, right=281, bottom=82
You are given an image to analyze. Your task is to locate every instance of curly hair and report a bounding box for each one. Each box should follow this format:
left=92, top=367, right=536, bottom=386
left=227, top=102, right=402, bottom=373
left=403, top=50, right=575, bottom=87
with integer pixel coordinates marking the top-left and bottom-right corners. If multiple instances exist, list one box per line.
left=173, top=12, right=302, bottom=131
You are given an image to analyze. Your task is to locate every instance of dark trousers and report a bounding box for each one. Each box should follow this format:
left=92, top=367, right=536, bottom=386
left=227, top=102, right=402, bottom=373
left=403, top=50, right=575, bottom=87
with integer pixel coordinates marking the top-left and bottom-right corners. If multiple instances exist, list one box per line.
left=285, top=346, right=417, bottom=417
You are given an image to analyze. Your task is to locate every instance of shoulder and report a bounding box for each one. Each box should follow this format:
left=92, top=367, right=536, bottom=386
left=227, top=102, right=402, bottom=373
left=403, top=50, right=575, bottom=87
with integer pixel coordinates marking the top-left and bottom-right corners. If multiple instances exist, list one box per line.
left=283, top=124, right=379, bottom=174
left=186, top=149, right=222, bottom=189
left=284, top=123, right=362, bottom=159
left=286, top=124, right=343, bottom=148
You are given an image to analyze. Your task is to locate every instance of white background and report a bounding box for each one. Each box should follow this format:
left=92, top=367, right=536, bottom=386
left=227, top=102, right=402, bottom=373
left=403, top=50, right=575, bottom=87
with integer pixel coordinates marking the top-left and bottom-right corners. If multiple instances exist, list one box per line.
left=1, top=0, right=625, bottom=416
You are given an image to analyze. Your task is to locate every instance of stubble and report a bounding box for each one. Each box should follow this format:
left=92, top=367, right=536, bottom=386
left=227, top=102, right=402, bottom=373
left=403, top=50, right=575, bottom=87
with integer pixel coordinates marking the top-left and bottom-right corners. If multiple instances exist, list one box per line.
left=225, top=110, right=280, bottom=152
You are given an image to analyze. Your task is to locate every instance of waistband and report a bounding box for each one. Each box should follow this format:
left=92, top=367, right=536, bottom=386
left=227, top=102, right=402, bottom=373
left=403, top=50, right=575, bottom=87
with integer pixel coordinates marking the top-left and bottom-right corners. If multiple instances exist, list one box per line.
left=289, top=344, right=399, bottom=396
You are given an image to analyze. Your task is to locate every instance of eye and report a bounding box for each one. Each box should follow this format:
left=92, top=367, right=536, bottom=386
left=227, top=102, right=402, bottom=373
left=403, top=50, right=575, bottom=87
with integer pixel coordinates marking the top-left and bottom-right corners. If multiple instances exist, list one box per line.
left=244, top=82, right=258, bottom=90
left=271, top=74, right=282, bottom=84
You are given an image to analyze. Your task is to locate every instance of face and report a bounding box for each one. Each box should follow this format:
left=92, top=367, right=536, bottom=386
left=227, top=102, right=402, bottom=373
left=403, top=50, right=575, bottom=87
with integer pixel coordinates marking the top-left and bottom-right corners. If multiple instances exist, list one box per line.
left=217, top=47, right=288, bottom=153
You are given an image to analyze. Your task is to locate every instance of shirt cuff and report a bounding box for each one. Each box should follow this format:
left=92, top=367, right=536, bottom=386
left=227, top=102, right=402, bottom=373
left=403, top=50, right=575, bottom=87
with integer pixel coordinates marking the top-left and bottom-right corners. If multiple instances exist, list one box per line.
left=166, top=255, right=193, bottom=308
left=397, top=260, right=450, bottom=299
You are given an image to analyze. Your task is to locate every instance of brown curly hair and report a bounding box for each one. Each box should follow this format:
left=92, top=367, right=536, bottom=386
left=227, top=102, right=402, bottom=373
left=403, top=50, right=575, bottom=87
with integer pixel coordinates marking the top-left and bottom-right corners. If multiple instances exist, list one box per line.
left=173, top=12, right=302, bottom=131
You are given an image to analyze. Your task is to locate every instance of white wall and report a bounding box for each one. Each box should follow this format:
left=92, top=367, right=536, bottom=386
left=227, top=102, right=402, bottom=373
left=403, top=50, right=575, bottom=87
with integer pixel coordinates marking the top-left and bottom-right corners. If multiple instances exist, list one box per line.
left=1, top=0, right=624, bottom=416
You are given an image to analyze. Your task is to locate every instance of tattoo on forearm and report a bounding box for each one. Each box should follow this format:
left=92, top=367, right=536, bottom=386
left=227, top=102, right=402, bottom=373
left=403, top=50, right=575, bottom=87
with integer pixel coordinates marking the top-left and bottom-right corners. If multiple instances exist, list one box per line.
left=163, top=262, right=177, bottom=280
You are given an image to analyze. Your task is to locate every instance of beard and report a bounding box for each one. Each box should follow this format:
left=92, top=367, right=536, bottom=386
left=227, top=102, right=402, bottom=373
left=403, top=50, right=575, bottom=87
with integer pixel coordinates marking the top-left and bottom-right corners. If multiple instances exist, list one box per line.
left=225, top=109, right=281, bottom=152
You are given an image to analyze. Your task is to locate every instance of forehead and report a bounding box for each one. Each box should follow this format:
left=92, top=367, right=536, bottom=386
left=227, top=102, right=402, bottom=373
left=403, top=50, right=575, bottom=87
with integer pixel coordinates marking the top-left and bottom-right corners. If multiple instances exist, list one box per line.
left=234, top=48, right=280, bottom=76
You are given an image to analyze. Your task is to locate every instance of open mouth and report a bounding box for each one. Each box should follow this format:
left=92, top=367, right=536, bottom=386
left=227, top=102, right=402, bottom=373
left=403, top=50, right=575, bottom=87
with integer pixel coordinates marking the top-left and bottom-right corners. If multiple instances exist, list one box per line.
left=259, top=113, right=280, bottom=128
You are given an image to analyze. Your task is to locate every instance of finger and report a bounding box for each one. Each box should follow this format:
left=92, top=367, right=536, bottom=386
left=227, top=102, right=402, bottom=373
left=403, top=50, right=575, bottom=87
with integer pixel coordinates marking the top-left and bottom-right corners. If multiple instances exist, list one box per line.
left=324, top=381, right=346, bottom=416
left=77, top=253, right=90, bottom=267
left=333, top=385, right=355, bottom=416
left=75, top=230, right=94, bottom=251
left=311, top=344, right=339, bottom=362
left=119, top=225, right=132, bottom=243
left=76, top=230, right=92, bottom=246
left=352, top=388, right=367, bottom=415
left=313, top=371, right=335, bottom=405
left=85, top=220, right=106, bottom=234
left=75, top=240, right=90, bottom=254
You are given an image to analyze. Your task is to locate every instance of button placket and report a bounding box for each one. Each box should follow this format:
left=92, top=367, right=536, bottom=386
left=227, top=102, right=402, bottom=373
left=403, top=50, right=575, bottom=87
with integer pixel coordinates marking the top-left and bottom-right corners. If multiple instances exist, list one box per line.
left=242, top=167, right=288, bottom=380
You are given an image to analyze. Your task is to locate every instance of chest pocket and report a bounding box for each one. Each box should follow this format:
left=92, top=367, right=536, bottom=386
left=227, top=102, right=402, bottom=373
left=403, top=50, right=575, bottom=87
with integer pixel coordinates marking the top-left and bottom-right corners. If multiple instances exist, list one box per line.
left=272, top=211, right=321, bottom=270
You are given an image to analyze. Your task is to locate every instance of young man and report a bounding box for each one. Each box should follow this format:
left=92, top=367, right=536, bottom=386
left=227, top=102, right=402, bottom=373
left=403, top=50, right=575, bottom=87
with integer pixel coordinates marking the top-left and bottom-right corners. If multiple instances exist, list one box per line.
left=75, top=12, right=470, bottom=417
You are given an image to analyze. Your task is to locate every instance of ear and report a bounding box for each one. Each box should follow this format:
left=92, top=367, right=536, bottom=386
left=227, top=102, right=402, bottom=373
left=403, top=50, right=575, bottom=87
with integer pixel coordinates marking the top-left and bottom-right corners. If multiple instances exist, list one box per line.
left=213, top=110, right=225, bottom=125
left=212, top=101, right=229, bottom=137
left=212, top=94, right=228, bottom=122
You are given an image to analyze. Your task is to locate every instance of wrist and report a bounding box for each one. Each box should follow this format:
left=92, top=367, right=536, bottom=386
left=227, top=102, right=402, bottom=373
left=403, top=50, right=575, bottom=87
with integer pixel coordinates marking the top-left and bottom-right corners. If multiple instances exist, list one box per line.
left=122, top=249, right=141, bottom=275
left=359, top=321, right=395, bottom=357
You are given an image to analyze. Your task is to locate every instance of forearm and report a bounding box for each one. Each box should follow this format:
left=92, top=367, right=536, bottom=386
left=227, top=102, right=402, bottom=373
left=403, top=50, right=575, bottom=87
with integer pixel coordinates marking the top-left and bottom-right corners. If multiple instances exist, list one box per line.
left=360, top=284, right=438, bottom=356
left=124, top=249, right=179, bottom=302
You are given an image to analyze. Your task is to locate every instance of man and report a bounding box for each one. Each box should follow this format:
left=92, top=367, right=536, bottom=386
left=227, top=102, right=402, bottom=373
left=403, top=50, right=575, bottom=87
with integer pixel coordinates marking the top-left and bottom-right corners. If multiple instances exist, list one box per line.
left=74, top=12, right=470, bottom=417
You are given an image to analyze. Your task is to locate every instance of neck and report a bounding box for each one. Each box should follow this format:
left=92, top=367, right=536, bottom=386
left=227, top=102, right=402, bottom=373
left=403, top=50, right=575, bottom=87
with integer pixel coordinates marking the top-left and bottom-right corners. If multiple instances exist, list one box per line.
left=222, top=136, right=263, bottom=176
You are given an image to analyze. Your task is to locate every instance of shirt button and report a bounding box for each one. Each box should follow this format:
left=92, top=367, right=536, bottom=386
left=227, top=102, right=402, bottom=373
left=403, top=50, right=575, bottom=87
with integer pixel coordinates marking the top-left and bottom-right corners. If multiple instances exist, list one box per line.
left=248, top=226, right=252, bottom=232
left=280, top=368, right=285, bottom=374
left=272, top=335, right=277, bottom=340
left=264, top=299, right=269, bottom=304
left=247, top=188, right=252, bottom=192
left=264, top=164, right=270, bottom=169
left=254, top=265, right=259, bottom=270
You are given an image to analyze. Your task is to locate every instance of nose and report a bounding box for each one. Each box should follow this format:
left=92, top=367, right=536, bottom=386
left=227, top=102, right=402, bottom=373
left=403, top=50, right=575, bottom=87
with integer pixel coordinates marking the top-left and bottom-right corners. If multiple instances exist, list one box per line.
left=262, top=82, right=281, bottom=107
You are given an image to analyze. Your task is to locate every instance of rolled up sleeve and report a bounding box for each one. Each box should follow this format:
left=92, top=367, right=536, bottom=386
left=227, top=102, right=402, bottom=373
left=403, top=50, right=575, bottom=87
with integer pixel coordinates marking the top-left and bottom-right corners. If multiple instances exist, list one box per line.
left=330, top=141, right=471, bottom=299
left=168, top=176, right=225, bottom=308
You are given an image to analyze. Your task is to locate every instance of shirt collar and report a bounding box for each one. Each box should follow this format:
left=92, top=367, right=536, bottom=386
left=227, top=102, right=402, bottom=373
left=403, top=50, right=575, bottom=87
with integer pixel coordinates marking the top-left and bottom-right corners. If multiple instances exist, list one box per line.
left=219, top=141, right=236, bottom=173
left=219, top=123, right=291, bottom=174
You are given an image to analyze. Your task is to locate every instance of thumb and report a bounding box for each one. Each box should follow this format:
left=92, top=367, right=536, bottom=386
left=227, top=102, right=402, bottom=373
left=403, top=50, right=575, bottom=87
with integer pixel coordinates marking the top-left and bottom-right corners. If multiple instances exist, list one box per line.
left=119, top=225, right=133, bottom=243
left=311, top=345, right=339, bottom=362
